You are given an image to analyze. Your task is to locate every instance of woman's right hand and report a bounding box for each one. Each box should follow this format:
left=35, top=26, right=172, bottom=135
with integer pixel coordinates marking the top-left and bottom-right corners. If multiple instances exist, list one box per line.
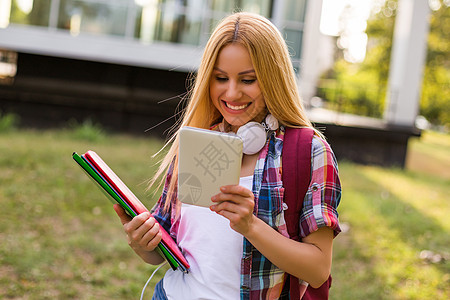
left=113, top=204, right=164, bottom=264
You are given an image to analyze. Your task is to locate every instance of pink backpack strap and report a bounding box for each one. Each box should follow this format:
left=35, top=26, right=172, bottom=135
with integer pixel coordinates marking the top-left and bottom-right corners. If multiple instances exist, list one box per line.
left=282, top=127, right=331, bottom=299
left=282, top=127, right=314, bottom=242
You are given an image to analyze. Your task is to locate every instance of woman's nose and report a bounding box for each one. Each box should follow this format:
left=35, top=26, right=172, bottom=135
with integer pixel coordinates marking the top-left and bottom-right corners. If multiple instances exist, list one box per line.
left=224, top=81, right=242, bottom=100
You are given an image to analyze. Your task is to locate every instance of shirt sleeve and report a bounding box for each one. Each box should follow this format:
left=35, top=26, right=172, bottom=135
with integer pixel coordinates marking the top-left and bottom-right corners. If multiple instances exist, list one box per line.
left=299, top=136, right=341, bottom=238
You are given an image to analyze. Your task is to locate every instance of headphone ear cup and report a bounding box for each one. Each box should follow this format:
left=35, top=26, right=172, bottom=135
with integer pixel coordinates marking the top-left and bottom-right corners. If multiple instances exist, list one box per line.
left=236, top=122, right=267, bottom=155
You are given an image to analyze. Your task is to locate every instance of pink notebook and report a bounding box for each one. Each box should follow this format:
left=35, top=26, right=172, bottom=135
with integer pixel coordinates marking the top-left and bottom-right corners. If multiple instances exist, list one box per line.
left=83, top=150, right=190, bottom=272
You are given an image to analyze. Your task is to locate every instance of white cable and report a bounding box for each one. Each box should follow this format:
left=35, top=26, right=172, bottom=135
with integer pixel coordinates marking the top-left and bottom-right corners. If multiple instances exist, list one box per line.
left=140, top=262, right=167, bottom=300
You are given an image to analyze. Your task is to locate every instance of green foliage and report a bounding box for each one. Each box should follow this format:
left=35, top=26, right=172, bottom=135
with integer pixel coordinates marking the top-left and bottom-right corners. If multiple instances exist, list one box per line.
left=0, top=129, right=448, bottom=299
left=67, top=119, right=107, bottom=142
left=319, top=1, right=450, bottom=128
left=9, top=0, right=50, bottom=26
left=421, top=66, right=450, bottom=126
left=421, top=4, right=450, bottom=127
left=317, top=0, right=397, bottom=119
left=0, top=111, right=20, bottom=132
left=318, top=60, right=385, bottom=118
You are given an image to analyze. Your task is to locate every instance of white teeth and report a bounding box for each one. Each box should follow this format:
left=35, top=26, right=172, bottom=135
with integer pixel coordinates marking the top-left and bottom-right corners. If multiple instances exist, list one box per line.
left=226, top=102, right=249, bottom=110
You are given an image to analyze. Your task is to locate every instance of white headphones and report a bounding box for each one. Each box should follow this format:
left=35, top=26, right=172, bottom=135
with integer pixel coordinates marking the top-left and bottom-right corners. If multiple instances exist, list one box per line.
left=219, top=114, right=279, bottom=155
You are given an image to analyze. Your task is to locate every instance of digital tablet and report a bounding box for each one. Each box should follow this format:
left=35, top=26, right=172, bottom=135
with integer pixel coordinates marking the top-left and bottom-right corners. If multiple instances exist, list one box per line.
left=178, top=126, right=243, bottom=207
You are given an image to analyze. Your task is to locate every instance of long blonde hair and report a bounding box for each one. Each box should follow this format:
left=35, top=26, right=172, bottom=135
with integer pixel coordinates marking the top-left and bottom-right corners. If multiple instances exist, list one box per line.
left=150, top=12, right=314, bottom=210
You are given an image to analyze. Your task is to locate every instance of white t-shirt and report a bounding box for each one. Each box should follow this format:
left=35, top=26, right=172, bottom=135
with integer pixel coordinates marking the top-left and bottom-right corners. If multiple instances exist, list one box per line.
left=163, top=176, right=253, bottom=300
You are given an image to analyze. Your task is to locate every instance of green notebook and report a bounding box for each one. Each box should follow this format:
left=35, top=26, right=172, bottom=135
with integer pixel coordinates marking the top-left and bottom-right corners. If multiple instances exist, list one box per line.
left=72, top=151, right=189, bottom=272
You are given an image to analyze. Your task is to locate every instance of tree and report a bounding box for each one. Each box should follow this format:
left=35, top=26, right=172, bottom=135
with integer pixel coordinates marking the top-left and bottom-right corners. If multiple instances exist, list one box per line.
left=421, top=2, right=450, bottom=127
left=318, top=0, right=450, bottom=129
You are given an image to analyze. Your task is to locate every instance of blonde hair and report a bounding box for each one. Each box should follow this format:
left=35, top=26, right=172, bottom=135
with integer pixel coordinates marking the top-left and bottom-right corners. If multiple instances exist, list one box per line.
left=150, top=12, right=314, bottom=210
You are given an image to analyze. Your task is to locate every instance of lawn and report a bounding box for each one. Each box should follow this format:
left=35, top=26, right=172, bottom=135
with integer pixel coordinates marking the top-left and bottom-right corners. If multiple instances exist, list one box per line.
left=0, top=126, right=448, bottom=299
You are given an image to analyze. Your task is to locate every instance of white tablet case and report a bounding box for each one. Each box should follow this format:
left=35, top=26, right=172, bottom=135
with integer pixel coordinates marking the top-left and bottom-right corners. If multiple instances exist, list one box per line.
left=178, top=126, right=243, bottom=207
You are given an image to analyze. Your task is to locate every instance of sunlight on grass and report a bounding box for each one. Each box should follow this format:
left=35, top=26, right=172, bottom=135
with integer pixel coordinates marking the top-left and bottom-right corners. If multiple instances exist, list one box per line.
left=364, top=168, right=449, bottom=234
left=406, top=130, right=450, bottom=180
left=333, top=162, right=448, bottom=299
left=332, top=130, right=450, bottom=299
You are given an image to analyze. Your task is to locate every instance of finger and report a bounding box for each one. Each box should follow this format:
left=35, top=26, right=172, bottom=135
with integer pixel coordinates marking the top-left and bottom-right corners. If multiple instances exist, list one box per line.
left=131, top=216, right=157, bottom=242
left=211, top=193, right=240, bottom=205
left=211, top=192, right=254, bottom=207
left=220, top=185, right=254, bottom=197
left=213, top=199, right=247, bottom=213
left=215, top=208, right=234, bottom=220
left=130, top=219, right=161, bottom=252
left=140, top=223, right=163, bottom=249
left=126, top=212, right=153, bottom=235
left=213, top=206, right=247, bottom=233
left=113, top=204, right=132, bottom=225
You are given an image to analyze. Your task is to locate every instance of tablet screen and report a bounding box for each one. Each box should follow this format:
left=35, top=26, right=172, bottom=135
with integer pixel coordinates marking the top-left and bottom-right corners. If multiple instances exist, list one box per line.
left=178, top=127, right=243, bottom=207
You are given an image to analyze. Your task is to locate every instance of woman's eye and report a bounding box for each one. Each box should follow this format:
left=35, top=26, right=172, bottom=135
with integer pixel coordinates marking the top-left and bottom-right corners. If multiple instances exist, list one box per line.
left=242, top=79, right=256, bottom=84
left=215, top=76, right=228, bottom=82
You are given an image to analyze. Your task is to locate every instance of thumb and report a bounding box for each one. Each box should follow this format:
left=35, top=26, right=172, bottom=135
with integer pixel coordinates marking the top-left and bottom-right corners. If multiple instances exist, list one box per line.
left=113, top=204, right=132, bottom=225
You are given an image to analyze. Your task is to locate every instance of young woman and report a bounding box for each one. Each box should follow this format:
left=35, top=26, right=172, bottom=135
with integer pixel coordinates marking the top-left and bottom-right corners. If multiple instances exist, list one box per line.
left=114, top=12, right=341, bottom=299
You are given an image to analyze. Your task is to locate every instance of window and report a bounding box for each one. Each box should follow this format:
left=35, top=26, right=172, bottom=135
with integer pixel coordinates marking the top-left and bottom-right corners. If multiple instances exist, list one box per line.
left=2, top=0, right=308, bottom=71
left=135, top=0, right=273, bottom=45
left=9, top=0, right=50, bottom=27
left=136, top=0, right=203, bottom=45
left=57, top=0, right=130, bottom=36
left=280, top=0, right=307, bottom=72
left=284, top=0, right=306, bottom=22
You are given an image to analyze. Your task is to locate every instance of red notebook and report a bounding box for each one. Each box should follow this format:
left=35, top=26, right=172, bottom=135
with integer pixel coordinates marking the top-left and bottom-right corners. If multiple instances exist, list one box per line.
left=83, top=150, right=190, bottom=272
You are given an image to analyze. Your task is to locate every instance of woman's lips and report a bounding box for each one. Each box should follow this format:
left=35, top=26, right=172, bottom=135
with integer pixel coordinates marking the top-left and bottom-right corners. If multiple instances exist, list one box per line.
left=222, top=100, right=251, bottom=112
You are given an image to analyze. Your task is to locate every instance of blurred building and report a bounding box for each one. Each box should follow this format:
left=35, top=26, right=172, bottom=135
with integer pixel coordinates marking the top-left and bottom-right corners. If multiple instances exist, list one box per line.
left=0, top=0, right=310, bottom=135
left=0, top=0, right=427, bottom=167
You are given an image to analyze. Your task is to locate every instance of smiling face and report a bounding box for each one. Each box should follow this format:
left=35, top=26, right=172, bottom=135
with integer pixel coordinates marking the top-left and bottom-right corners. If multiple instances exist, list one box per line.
left=209, top=43, right=266, bottom=132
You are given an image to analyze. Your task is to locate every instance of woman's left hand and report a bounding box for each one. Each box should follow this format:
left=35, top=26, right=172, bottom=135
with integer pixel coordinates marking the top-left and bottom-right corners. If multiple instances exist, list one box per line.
left=210, top=185, right=256, bottom=235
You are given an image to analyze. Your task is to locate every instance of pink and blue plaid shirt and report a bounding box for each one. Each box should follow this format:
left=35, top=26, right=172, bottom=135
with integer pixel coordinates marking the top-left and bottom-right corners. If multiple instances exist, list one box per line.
left=151, top=127, right=341, bottom=299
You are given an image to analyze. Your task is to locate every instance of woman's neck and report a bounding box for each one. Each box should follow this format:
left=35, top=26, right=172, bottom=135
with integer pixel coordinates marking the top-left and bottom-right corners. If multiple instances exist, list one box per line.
left=240, top=153, right=259, bottom=177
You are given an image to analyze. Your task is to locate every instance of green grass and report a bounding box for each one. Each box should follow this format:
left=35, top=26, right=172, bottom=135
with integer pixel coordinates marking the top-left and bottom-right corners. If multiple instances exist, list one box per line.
left=0, top=128, right=448, bottom=299
left=0, top=129, right=169, bottom=299
left=332, top=131, right=449, bottom=299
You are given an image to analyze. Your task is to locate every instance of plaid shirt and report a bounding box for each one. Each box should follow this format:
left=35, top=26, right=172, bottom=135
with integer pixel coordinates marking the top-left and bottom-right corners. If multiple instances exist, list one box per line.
left=151, top=127, right=341, bottom=300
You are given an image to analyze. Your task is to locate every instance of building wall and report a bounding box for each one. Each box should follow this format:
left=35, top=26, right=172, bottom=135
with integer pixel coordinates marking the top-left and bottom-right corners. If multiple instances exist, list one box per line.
left=0, top=0, right=308, bottom=71
left=0, top=0, right=310, bottom=136
left=0, top=52, right=189, bottom=135
left=0, top=0, right=423, bottom=167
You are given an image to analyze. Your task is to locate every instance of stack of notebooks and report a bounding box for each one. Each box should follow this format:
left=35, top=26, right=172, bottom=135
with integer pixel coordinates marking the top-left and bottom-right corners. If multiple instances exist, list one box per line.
left=72, top=150, right=189, bottom=273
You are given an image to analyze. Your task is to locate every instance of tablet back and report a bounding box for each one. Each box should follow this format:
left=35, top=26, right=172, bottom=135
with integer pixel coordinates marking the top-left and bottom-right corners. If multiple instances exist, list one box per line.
left=178, top=127, right=243, bottom=207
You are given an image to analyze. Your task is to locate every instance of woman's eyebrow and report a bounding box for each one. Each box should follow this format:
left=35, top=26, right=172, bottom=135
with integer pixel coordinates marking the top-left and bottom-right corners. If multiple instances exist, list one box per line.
left=238, top=69, right=256, bottom=75
left=213, top=67, right=255, bottom=75
left=213, top=67, right=226, bottom=73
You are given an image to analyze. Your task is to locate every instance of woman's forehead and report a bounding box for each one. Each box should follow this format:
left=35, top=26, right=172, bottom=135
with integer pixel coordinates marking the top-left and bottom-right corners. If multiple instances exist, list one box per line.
left=214, top=44, right=254, bottom=71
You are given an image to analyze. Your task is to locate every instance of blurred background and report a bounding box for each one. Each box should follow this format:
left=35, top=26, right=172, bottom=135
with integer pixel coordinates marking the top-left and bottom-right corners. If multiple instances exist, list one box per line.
left=0, top=0, right=449, bottom=166
left=0, top=0, right=449, bottom=299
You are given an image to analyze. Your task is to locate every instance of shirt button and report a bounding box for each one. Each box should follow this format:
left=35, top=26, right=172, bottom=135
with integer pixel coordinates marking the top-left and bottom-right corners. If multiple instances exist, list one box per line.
left=241, top=285, right=250, bottom=290
left=312, top=186, right=319, bottom=191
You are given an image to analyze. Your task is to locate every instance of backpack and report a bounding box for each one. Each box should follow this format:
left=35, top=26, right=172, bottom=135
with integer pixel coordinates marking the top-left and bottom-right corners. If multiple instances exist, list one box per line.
left=282, top=127, right=332, bottom=299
